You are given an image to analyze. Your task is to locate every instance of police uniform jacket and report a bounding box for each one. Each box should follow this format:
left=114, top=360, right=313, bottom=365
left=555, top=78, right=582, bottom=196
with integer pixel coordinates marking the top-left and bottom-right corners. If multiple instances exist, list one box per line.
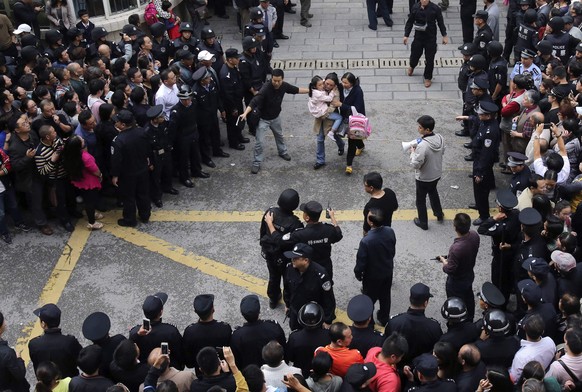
left=110, top=126, right=153, bottom=178
left=477, top=209, right=521, bottom=257
left=239, top=51, right=269, bottom=93
left=514, top=233, right=549, bottom=281
left=260, top=206, right=304, bottom=262
left=283, top=261, right=336, bottom=323
left=144, top=121, right=174, bottom=158
left=542, top=32, right=580, bottom=65
left=152, top=37, right=172, bottom=70
left=168, top=101, right=199, bottom=140
left=219, top=64, right=245, bottom=111
left=349, top=325, right=385, bottom=358
left=172, top=37, right=198, bottom=57
left=196, top=41, right=225, bottom=74
left=488, top=57, right=508, bottom=98
left=286, top=328, right=331, bottom=377
left=183, top=320, right=232, bottom=371
left=176, top=62, right=195, bottom=86
left=473, top=118, right=500, bottom=185
left=407, top=379, right=456, bottom=392
left=515, top=24, right=538, bottom=57
left=192, top=79, right=223, bottom=123
left=129, top=319, right=184, bottom=370
left=474, top=335, right=520, bottom=368
left=510, top=165, right=531, bottom=196
left=458, top=60, right=471, bottom=92
left=473, top=25, right=494, bottom=57
left=231, top=320, right=286, bottom=369
left=439, top=321, right=480, bottom=352
left=385, top=308, right=443, bottom=365
left=28, top=327, right=83, bottom=377
left=94, top=334, right=126, bottom=380
left=354, top=226, right=396, bottom=281
left=464, top=71, right=489, bottom=106
left=0, top=340, right=29, bottom=392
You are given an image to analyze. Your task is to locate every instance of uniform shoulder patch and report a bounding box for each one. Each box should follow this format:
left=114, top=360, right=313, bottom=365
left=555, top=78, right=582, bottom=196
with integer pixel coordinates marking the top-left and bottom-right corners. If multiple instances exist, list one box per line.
left=282, top=233, right=291, bottom=240
left=322, top=281, right=332, bottom=291
left=484, top=139, right=492, bottom=147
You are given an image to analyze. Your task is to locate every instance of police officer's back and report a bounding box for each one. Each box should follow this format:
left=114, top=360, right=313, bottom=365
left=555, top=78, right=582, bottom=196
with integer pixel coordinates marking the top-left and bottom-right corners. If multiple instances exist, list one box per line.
left=231, top=295, right=286, bottom=369
left=82, top=312, right=126, bottom=379
left=438, top=298, right=479, bottom=352
left=405, top=354, right=457, bottom=392
left=474, top=309, right=520, bottom=368
left=347, top=295, right=384, bottom=358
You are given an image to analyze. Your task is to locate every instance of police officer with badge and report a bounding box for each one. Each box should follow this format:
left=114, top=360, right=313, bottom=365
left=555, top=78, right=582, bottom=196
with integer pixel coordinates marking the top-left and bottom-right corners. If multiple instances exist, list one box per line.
left=403, top=353, right=456, bottom=392
left=487, top=41, right=508, bottom=104
left=196, top=28, right=225, bottom=74
left=144, top=105, right=177, bottom=208
left=150, top=22, right=172, bottom=71
left=513, top=9, right=538, bottom=62
left=271, top=200, right=343, bottom=279
left=81, top=312, right=126, bottom=379
left=542, top=16, right=580, bottom=65
left=239, top=36, right=269, bottom=135
left=507, top=152, right=530, bottom=195
left=474, top=309, right=520, bottom=368
left=283, top=243, right=336, bottom=331
left=510, top=49, right=542, bottom=90
left=458, top=43, right=476, bottom=94
left=347, top=295, right=384, bottom=358
left=260, top=188, right=304, bottom=308
left=172, top=23, right=198, bottom=57
left=477, top=189, right=521, bottom=300
left=472, top=10, right=493, bottom=59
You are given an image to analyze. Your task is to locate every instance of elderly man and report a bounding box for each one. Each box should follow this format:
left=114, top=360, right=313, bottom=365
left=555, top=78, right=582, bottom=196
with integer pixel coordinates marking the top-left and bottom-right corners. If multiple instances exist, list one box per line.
left=509, top=90, right=541, bottom=158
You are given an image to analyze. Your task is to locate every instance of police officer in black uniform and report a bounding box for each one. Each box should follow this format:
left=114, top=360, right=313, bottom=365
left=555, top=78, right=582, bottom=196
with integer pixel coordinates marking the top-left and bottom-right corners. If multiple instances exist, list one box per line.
left=516, top=279, right=557, bottom=339
left=472, top=10, right=494, bottom=59
left=167, top=85, right=207, bottom=188
left=536, top=40, right=561, bottom=75
left=219, top=48, right=250, bottom=150
left=230, top=294, right=286, bottom=369
left=507, top=152, right=530, bottom=195
left=405, top=354, right=456, bottom=392
left=81, top=312, right=126, bottom=379
left=117, top=24, right=140, bottom=67
left=286, top=302, right=332, bottom=377
left=196, top=28, right=225, bottom=74
left=458, top=43, right=477, bottom=95
left=43, top=29, right=64, bottom=63
left=239, top=37, right=269, bottom=134
left=129, top=292, right=184, bottom=370
left=110, top=110, right=153, bottom=227
left=456, top=54, right=489, bottom=139
left=183, top=294, right=232, bottom=376
left=474, top=309, right=520, bottom=368
left=243, top=7, right=265, bottom=37
left=502, top=0, right=521, bottom=62
left=543, top=16, right=580, bottom=65
left=514, top=208, right=547, bottom=286
left=144, top=105, right=177, bottom=208
left=172, top=23, right=199, bottom=57
left=477, top=189, right=521, bottom=299
left=487, top=41, right=509, bottom=104
left=474, top=281, right=517, bottom=334
left=87, top=27, right=122, bottom=61
left=439, top=297, right=480, bottom=352
left=272, top=200, right=343, bottom=279
left=514, top=9, right=539, bottom=62
left=259, top=188, right=304, bottom=308
left=283, top=243, right=336, bottom=331
left=347, top=295, right=384, bottom=358
left=150, top=22, right=172, bottom=71
left=461, top=78, right=493, bottom=157
left=385, top=283, right=442, bottom=366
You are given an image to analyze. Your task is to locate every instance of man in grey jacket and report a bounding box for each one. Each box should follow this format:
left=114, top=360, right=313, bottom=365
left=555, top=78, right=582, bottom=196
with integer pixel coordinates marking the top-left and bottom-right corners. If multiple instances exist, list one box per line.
left=409, top=115, right=445, bottom=230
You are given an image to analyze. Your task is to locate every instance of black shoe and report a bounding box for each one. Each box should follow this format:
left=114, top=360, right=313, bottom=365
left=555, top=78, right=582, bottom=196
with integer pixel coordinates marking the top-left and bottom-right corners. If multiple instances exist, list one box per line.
left=193, top=171, right=210, bottom=179
left=314, top=162, right=325, bottom=170
left=217, top=13, right=229, bottom=18
left=338, top=148, right=344, bottom=156
left=140, top=216, right=150, bottom=224
left=118, top=219, right=137, bottom=227
left=455, top=130, right=469, bottom=137
left=385, top=18, right=393, bottom=27
left=273, top=40, right=279, bottom=48
left=213, top=151, right=230, bottom=158
left=464, top=154, right=474, bottom=161
left=285, top=8, right=296, bottom=13
left=230, top=143, right=245, bottom=150
left=154, top=200, right=163, bottom=208
left=368, top=24, right=377, bottom=30
left=1, top=232, right=12, bottom=244
left=307, top=13, right=314, bottom=17
left=275, top=34, right=289, bottom=39
left=251, top=164, right=260, bottom=174
left=463, top=142, right=472, bottom=149
left=62, top=221, right=74, bottom=232
left=279, top=153, right=291, bottom=161
left=164, top=188, right=179, bottom=195
left=240, top=137, right=250, bottom=143
left=473, top=218, right=484, bottom=226
left=204, top=160, right=217, bottom=168
left=181, top=180, right=194, bottom=188
left=300, top=20, right=312, bottom=27
left=413, top=218, right=428, bottom=230
left=468, top=203, right=478, bottom=210
left=436, top=214, right=444, bottom=222
left=269, top=294, right=282, bottom=309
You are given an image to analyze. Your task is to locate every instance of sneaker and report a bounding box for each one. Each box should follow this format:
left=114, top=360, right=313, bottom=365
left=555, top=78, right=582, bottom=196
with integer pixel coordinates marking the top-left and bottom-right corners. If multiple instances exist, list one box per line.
left=15, top=223, right=31, bottom=232
left=95, top=212, right=104, bottom=220
left=1, top=232, right=12, bottom=244
left=355, top=146, right=365, bottom=156
left=345, top=166, right=353, bottom=175
left=327, top=131, right=335, bottom=141
left=87, top=222, right=104, bottom=230
left=251, top=164, right=260, bottom=174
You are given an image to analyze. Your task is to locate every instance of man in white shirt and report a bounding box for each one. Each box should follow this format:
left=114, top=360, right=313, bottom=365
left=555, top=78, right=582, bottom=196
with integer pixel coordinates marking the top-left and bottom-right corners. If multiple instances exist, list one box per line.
left=155, top=69, right=179, bottom=120
left=532, top=122, right=570, bottom=184
left=547, top=328, right=582, bottom=389
left=261, top=340, right=301, bottom=390
left=509, top=314, right=556, bottom=383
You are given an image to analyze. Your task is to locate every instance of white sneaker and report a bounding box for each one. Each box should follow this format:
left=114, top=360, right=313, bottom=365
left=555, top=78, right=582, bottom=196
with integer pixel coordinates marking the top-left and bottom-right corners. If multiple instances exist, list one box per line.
left=95, top=212, right=104, bottom=220
left=87, top=222, right=104, bottom=230
left=327, top=131, right=335, bottom=141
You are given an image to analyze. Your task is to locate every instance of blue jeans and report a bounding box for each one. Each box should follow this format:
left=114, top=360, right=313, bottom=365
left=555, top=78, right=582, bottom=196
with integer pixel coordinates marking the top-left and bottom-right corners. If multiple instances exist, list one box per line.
left=316, top=125, right=345, bottom=165
left=253, top=116, right=288, bottom=165
left=328, top=112, right=343, bottom=132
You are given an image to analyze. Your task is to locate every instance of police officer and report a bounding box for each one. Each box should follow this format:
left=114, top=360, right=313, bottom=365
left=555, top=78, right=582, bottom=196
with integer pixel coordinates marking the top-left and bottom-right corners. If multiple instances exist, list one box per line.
left=463, top=78, right=493, bottom=157
left=514, top=9, right=538, bottom=62
left=385, top=283, right=442, bottom=366
left=110, top=110, right=153, bottom=227
left=170, top=85, right=208, bottom=186
left=507, top=152, right=530, bottom=195
left=87, top=27, right=122, bottom=61
left=43, top=29, right=64, bottom=62
left=150, top=22, right=172, bottom=71
left=259, top=188, right=304, bottom=308
left=174, top=50, right=195, bottom=86
left=283, top=243, right=336, bottom=331
left=542, top=16, right=580, bottom=65
left=502, top=0, right=521, bottom=62
left=473, top=281, right=517, bottom=335
left=183, top=294, right=232, bottom=376
left=510, top=50, right=543, bottom=91
left=347, top=295, right=384, bottom=358
left=516, top=279, right=557, bottom=339
left=196, top=28, right=225, bottom=74
left=477, top=189, right=521, bottom=300
left=439, top=297, right=479, bottom=352
left=243, top=7, right=265, bottom=38
left=474, top=309, right=520, bottom=368
left=456, top=54, right=489, bottom=139
left=239, top=37, right=270, bottom=134
left=286, top=302, right=332, bottom=377
left=81, top=312, right=126, bottom=379
left=129, top=292, right=185, bottom=370
left=536, top=40, right=561, bottom=75
left=404, top=354, right=456, bottom=392
left=458, top=43, right=477, bottom=95
left=144, top=105, right=177, bottom=209
left=472, top=10, right=494, bottom=59
left=172, top=23, right=198, bottom=57
left=117, top=24, right=139, bottom=66
left=230, top=294, right=286, bottom=369
left=219, top=48, right=249, bottom=150
left=269, top=200, right=343, bottom=279
left=487, top=41, right=508, bottom=104
left=514, top=208, right=547, bottom=285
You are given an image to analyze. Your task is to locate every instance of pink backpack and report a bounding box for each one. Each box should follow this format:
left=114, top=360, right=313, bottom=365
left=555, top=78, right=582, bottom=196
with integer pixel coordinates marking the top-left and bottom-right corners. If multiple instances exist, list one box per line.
left=348, top=106, right=371, bottom=139
left=144, top=2, right=159, bottom=25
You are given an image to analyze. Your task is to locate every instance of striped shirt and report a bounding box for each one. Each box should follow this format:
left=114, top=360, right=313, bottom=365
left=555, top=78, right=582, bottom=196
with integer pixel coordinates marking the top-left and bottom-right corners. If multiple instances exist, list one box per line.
left=35, top=140, right=67, bottom=179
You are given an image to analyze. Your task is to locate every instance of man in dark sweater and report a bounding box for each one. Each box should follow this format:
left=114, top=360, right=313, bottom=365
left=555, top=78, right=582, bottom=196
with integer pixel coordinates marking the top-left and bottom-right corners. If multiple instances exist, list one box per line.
left=69, top=345, right=114, bottom=392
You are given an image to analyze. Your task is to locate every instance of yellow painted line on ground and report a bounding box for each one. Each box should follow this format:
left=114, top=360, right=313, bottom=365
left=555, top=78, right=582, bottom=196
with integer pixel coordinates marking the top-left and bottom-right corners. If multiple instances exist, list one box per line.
left=15, top=223, right=92, bottom=365
left=102, top=224, right=354, bottom=327
left=150, top=208, right=494, bottom=222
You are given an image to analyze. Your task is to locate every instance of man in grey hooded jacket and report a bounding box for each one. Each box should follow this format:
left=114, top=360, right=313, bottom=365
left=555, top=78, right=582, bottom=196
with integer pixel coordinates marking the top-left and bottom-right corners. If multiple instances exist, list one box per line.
left=409, top=115, right=445, bottom=230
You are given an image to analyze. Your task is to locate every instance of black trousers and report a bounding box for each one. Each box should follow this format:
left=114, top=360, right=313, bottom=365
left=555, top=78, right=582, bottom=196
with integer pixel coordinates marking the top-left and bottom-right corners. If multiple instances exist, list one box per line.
left=175, top=135, right=202, bottom=182
left=446, top=276, right=475, bottom=321
left=491, top=250, right=514, bottom=303
left=198, top=122, right=215, bottom=161
left=410, top=36, right=438, bottom=80
left=150, top=152, right=173, bottom=201
left=473, top=167, right=495, bottom=220
left=460, top=0, right=477, bottom=43
left=415, top=178, right=443, bottom=225
left=363, top=272, right=393, bottom=326
left=272, top=0, right=285, bottom=35
left=503, top=17, right=516, bottom=61
left=346, top=138, right=365, bottom=166
left=119, top=172, right=151, bottom=223
left=225, top=104, right=244, bottom=147
left=266, top=257, right=286, bottom=302
left=80, top=188, right=100, bottom=224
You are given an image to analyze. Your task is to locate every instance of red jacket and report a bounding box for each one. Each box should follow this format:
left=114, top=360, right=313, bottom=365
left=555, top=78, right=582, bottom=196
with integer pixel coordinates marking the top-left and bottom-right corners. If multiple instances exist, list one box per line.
left=365, top=347, right=400, bottom=392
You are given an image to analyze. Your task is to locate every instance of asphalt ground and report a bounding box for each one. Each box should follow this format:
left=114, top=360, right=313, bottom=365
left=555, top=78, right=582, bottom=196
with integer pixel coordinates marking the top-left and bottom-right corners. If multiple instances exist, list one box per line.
left=0, top=0, right=515, bottom=383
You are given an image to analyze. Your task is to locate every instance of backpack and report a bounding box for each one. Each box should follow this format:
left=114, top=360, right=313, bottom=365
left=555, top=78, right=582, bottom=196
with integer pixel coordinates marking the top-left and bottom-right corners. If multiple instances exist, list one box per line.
left=144, top=2, right=159, bottom=26
left=348, top=106, right=371, bottom=140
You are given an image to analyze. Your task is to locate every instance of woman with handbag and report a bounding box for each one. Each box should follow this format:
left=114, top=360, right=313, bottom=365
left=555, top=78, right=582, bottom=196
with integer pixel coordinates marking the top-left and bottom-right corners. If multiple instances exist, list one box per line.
left=340, top=72, right=366, bottom=175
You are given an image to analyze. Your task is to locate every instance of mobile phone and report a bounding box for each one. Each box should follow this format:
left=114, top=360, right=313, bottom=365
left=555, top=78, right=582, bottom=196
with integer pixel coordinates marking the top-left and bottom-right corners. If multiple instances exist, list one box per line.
left=325, top=202, right=331, bottom=219
left=215, top=346, right=224, bottom=359
left=142, top=318, right=150, bottom=331
left=104, top=91, right=114, bottom=100
left=161, top=342, right=169, bottom=355
left=283, top=376, right=288, bottom=381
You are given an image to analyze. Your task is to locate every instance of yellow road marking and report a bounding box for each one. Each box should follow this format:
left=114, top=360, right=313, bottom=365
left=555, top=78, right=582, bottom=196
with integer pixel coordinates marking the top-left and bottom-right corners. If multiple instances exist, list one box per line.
left=16, top=223, right=92, bottom=365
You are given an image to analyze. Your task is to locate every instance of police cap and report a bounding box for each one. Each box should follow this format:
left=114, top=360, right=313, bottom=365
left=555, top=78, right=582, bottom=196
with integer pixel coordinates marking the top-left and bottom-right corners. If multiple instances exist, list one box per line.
left=240, top=294, right=260, bottom=319
left=180, top=22, right=194, bottom=33
left=176, top=49, right=195, bottom=61
left=252, top=24, right=266, bottom=36
left=146, top=105, right=164, bottom=119
left=458, top=43, right=476, bottom=55
left=112, top=110, right=135, bottom=125
left=518, top=0, right=530, bottom=5
left=413, top=354, right=439, bottom=378
left=225, top=48, right=240, bottom=58
left=507, top=151, right=527, bottom=167
left=142, top=292, right=168, bottom=319
left=563, top=14, right=574, bottom=24
left=45, top=29, right=63, bottom=44
left=82, top=312, right=111, bottom=341
left=410, top=282, right=433, bottom=302
left=517, top=279, right=542, bottom=304
left=150, top=22, right=166, bottom=37
left=470, top=77, right=489, bottom=90
left=476, top=101, right=499, bottom=114
left=242, top=36, right=260, bottom=51
left=177, top=85, right=193, bottom=99
left=67, top=26, right=85, bottom=38
left=521, top=48, right=536, bottom=58
left=345, top=363, right=377, bottom=387
left=194, top=294, right=214, bottom=316
left=577, top=42, right=582, bottom=53
left=548, top=16, right=565, bottom=32
left=347, top=295, right=374, bottom=323
left=250, top=7, right=264, bottom=20
left=283, top=243, right=313, bottom=259
left=192, top=67, right=212, bottom=83
left=33, top=303, right=61, bottom=326
left=495, top=188, right=518, bottom=209
left=519, top=207, right=542, bottom=226
left=522, top=257, right=550, bottom=275
left=472, top=10, right=489, bottom=20
left=479, top=282, right=506, bottom=307
left=122, top=24, right=138, bottom=36
left=537, top=40, right=553, bottom=55
left=300, top=200, right=323, bottom=220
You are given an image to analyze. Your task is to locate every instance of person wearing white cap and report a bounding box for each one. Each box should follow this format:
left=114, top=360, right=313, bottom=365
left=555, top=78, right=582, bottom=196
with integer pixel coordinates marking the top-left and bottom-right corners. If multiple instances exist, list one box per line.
left=12, top=24, right=31, bottom=35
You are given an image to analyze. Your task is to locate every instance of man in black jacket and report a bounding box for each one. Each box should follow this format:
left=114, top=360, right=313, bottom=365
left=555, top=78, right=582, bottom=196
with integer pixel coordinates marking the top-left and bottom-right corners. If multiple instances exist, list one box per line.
left=82, top=312, right=126, bottom=380
left=219, top=48, right=249, bottom=150
left=12, top=0, right=41, bottom=37
left=0, top=312, right=29, bottom=392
